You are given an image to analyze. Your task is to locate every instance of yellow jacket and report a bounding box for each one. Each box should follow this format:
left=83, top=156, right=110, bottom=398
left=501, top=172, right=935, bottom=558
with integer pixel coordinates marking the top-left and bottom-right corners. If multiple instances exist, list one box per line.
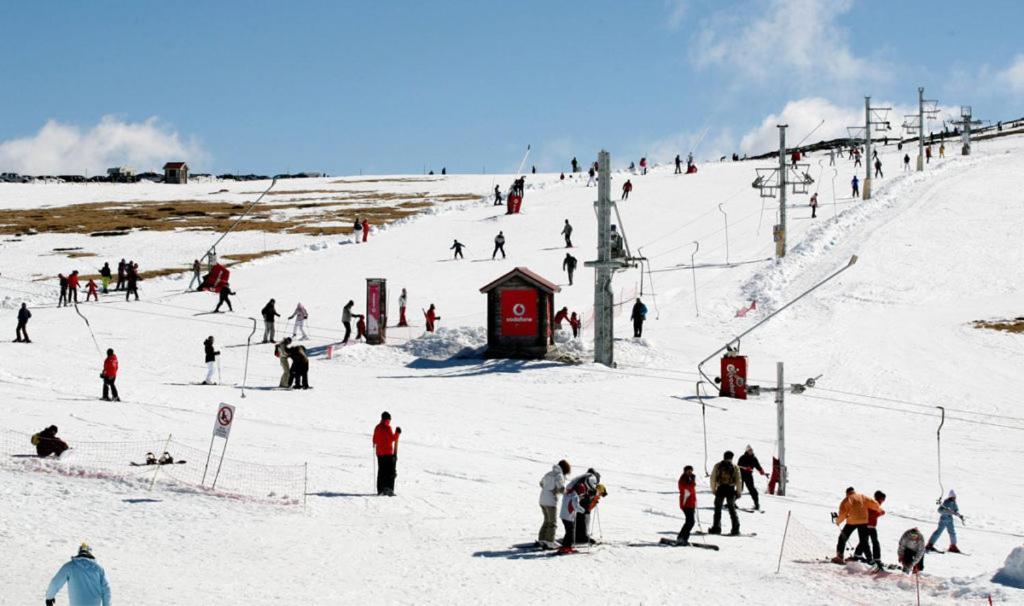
left=837, top=492, right=881, bottom=526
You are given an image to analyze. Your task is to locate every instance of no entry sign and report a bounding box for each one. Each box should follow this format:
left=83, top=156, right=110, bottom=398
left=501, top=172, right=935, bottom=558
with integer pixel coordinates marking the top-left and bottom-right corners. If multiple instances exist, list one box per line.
left=213, top=403, right=236, bottom=439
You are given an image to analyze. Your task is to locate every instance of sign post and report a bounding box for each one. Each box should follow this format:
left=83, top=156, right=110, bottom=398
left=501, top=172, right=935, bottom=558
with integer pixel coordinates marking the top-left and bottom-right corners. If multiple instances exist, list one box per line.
left=202, top=402, right=236, bottom=488
left=366, top=278, right=387, bottom=345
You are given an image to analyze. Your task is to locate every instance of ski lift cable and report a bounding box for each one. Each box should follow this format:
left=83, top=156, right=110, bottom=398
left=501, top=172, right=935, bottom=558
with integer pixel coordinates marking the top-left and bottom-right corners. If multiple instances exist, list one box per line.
left=794, top=120, right=826, bottom=149
left=936, top=406, right=945, bottom=504
left=637, top=184, right=749, bottom=252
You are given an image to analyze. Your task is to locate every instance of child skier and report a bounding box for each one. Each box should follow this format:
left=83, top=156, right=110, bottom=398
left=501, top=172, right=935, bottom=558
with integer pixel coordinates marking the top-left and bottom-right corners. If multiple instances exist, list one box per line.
left=569, top=312, right=581, bottom=338
left=927, top=490, right=963, bottom=552
left=85, top=279, right=98, bottom=302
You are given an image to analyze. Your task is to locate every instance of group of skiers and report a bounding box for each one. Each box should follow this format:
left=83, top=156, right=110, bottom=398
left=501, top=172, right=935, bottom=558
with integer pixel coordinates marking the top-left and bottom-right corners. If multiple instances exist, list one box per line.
left=352, top=217, right=371, bottom=243
left=537, top=461, right=607, bottom=553
left=54, top=260, right=141, bottom=309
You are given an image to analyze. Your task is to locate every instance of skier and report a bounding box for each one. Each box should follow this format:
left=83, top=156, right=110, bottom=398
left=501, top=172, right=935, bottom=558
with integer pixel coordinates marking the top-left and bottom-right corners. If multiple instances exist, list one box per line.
left=15, top=302, right=31, bottom=343
left=58, top=273, right=69, bottom=307
left=563, top=253, right=577, bottom=286
left=450, top=239, right=466, bottom=260
left=494, top=185, right=503, bottom=206
left=424, top=304, right=439, bottom=332
left=629, top=161, right=636, bottom=174
left=275, top=338, right=292, bottom=388
left=85, top=279, right=98, bottom=302
left=100, top=348, right=119, bottom=402
left=561, top=219, right=573, bottom=248
left=553, top=306, right=569, bottom=330
left=926, top=145, right=932, bottom=163
left=397, top=288, right=408, bottom=327
left=67, top=270, right=80, bottom=305
left=569, top=312, right=581, bottom=338
left=492, top=231, right=506, bottom=260
left=630, top=298, right=647, bottom=338
left=639, top=157, right=647, bottom=175
left=851, top=175, right=860, bottom=197
left=586, top=166, right=596, bottom=187
left=372, top=411, right=402, bottom=496
left=355, top=314, right=366, bottom=341
left=927, top=489, right=963, bottom=552
left=124, top=262, right=139, bottom=301
left=853, top=149, right=862, bottom=167
left=559, top=469, right=605, bottom=553
left=188, top=259, right=202, bottom=290
left=538, top=460, right=570, bottom=547
left=342, top=300, right=354, bottom=343
left=214, top=283, right=235, bottom=313
left=737, top=445, right=766, bottom=511
left=831, top=487, right=882, bottom=564
left=872, top=149, right=878, bottom=162
left=362, top=218, right=370, bottom=243
left=903, top=153, right=911, bottom=171
left=809, top=193, right=819, bottom=218
left=939, top=143, right=945, bottom=158
left=200, top=336, right=219, bottom=385
left=621, top=179, right=632, bottom=200
left=99, top=262, right=112, bottom=293
left=674, top=154, right=682, bottom=174
left=708, top=451, right=742, bottom=535
left=828, top=148, right=835, bottom=166
left=261, top=298, right=280, bottom=343
left=676, top=465, right=698, bottom=545
left=854, top=490, right=886, bottom=564
left=288, top=302, right=309, bottom=340
left=116, top=258, right=126, bottom=290
left=874, top=158, right=883, bottom=178
left=571, top=156, right=579, bottom=173
left=33, top=425, right=69, bottom=458
left=45, top=543, right=111, bottom=606
left=898, top=527, right=927, bottom=573
left=286, top=342, right=310, bottom=389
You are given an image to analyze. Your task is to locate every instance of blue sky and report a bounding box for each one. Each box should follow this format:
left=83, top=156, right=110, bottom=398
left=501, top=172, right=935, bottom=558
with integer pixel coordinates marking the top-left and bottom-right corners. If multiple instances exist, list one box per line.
left=1, top=0, right=1023, bottom=175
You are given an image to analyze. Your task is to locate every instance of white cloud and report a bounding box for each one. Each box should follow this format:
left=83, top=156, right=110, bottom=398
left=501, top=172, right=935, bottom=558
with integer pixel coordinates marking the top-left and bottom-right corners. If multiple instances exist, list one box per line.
left=997, top=54, right=1024, bottom=95
left=0, top=116, right=206, bottom=175
left=665, top=0, right=689, bottom=31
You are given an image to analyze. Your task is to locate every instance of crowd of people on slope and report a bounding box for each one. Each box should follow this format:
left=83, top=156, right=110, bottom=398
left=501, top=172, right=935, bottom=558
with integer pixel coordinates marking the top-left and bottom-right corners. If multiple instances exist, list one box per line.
left=53, top=259, right=141, bottom=309
left=537, top=461, right=608, bottom=554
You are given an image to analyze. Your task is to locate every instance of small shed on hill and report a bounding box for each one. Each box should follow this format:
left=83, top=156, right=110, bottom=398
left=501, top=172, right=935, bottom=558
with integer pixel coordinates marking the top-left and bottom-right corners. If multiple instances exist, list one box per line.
left=480, top=267, right=560, bottom=359
left=163, top=162, right=189, bottom=184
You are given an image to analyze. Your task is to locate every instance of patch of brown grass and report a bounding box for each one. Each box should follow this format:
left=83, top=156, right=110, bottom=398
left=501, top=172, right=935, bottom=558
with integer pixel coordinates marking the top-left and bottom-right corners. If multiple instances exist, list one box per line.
left=973, top=318, right=1024, bottom=333
left=66, top=251, right=97, bottom=258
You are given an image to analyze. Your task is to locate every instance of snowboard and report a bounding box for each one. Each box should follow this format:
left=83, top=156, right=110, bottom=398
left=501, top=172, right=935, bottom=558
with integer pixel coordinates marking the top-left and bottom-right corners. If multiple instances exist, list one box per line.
left=692, top=531, right=757, bottom=537
left=659, top=538, right=719, bottom=551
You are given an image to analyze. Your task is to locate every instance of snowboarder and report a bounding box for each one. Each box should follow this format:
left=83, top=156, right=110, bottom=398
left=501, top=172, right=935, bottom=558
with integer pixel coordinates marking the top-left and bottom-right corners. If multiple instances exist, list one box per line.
left=33, top=425, right=69, bottom=458
left=927, top=490, right=963, bottom=553
left=68, top=270, right=80, bottom=305
left=569, top=312, right=581, bottom=338
left=492, top=231, right=506, bottom=259
left=362, top=218, right=370, bottom=243
left=561, top=219, right=573, bottom=248
left=809, top=193, right=819, bottom=218
left=85, top=279, right=98, bottom=302
left=116, top=258, right=126, bottom=290
left=903, top=153, right=911, bottom=171
left=737, top=445, right=766, bottom=511
left=630, top=298, right=647, bottom=338
left=58, top=273, right=69, bottom=307
left=450, top=239, right=466, bottom=260
left=99, top=262, right=112, bottom=293
left=373, top=411, right=401, bottom=496
left=676, top=465, right=698, bottom=545
left=100, top=348, right=119, bottom=402
left=188, top=259, right=202, bottom=290
left=124, top=263, right=139, bottom=301
left=538, top=460, right=570, bottom=547
left=15, top=302, right=31, bottom=343
left=639, top=157, right=648, bottom=175
left=397, top=288, right=408, bottom=327
left=621, top=179, right=632, bottom=200
left=874, top=158, right=883, bottom=178
left=261, top=298, right=280, bottom=343
left=202, top=336, right=219, bottom=385
left=275, top=338, right=292, bottom=388
left=563, top=253, right=577, bottom=286
left=214, top=283, right=235, bottom=312
left=851, top=175, right=860, bottom=197
left=286, top=342, right=310, bottom=389
left=709, top=451, right=742, bottom=535
left=854, top=490, right=886, bottom=563
left=494, top=185, right=503, bottom=206
left=342, top=300, right=354, bottom=343
left=831, top=487, right=882, bottom=564
left=571, top=157, right=579, bottom=173
left=45, top=543, right=111, bottom=606
left=674, top=154, right=682, bottom=174
left=553, top=306, right=569, bottom=330
left=424, top=304, right=439, bottom=332
left=288, top=302, right=309, bottom=340
left=898, top=527, right=927, bottom=573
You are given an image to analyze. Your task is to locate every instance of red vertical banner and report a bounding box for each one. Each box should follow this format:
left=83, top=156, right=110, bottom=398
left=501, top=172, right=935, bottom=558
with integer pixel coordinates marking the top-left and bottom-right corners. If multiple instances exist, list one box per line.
left=719, top=355, right=748, bottom=399
left=366, top=278, right=386, bottom=344
left=500, top=289, right=537, bottom=337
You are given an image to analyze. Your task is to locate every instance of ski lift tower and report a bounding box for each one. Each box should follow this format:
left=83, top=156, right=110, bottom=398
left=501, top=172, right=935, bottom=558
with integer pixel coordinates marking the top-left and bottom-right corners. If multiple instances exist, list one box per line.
left=584, top=150, right=642, bottom=367
left=851, top=96, right=892, bottom=200
left=905, top=87, right=941, bottom=171
left=949, top=106, right=984, bottom=156
left=751, top=125, right=813, bottom=259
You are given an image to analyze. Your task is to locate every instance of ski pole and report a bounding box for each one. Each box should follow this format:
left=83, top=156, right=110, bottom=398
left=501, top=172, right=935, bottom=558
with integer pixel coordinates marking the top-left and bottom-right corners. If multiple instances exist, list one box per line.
left=217, top=357, right=222, bottom=385
left=372, top=448, right=376, bottom=494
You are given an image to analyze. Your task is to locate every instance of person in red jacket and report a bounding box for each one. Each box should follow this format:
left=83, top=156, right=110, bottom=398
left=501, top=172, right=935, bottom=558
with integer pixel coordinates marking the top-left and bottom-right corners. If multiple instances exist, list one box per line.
left=424, top=304, right=439, bottom=333
left=569, top=312, right=581, bottom=338
left=677, top=465, right=698, bottom=545
left=101, top=348, right=119, bottom=402
left=372, top=411, right=402, bottom=496
left=361, top=218, right=370, bottom=242
left=854, top=490, right=887, bottom=563
left=67, top=271, right=80, bottom=305
left=85, top=279, right=98, bottom=302
left=553, top=306, right=569, bottom=330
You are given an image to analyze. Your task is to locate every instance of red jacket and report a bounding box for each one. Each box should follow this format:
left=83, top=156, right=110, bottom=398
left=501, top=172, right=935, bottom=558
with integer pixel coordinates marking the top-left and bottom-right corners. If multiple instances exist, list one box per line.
left=68, top=274, right=80, bottom=288
left=373, top=420, right=398, bottom=456
left=678, top=474, right=697, bottom=510
left=102, top=354, right=118, bottom=378
left=87, top=280, right=98, bottom=293
left=425, top=309, right=437, bottom=323
left=553, top=309, right=569, bottom=327
left=867, top=506, right=885, bottom=528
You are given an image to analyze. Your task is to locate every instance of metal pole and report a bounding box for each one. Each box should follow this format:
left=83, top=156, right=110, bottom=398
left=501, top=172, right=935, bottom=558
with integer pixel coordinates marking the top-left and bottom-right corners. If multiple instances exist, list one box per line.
left=593, top=150, right=615, bottom=367
left=917, top=87, right=925, bottom=172
left=776, top=510, right=792, bottom=574
left=776, top=362, right=786, bottom=496
left=304, top=462, right=309, bottom=510
left=241, top=317, right=257, bottom=398
left=690, top=241, right=700, bottom=317
left=718, top=203, right=729, bottom=264
left=777, top=125, right=787, bottom=258
left=936, top=406, right=945, bottom=503
left=201, top=434, right=216, bottom=486
left=212, top=435, right=230, bottom=490
left=863, top=96, right=872, bottom=200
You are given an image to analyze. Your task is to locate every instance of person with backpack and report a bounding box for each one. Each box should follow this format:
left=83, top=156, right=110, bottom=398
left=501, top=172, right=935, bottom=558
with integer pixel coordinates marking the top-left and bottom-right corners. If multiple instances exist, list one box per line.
left=15, top=302, right=31, bottom=343
left=538, top=460, right=571, bottom=547
left=561, top=219, right=573, bottom=248
left=288, top=302, right=309, bottom=340
left=261, top=298, right=280, bottom=343
left=563, top=253, right=577, bottom=286
left=275, top=338, right=292, bottom=388
left=214, top=283, right=235, bottom=312
left=202, top=336, right=220, bottom=385
left=630, top=298, right=648, bottom=338
left=709, top=451, right=743, bottom=535
left=676, top=465, right=698, bottom=545
left=831, top=487, right=882, bottom=564
left=927, top=490, right=963, bottom=553
left=737, top=445, right=766, bottom=511
left=100, top=349, right=120, bottom=402
left=373, top=411, right=402, bottom=496
left=45, top=543, right=111, bottom=606
left=898, top=527, right=927, bottom=573
left=33, top=425, right=69, bottom=458
left=492, top=231, right=506, bottom=260
left=854, top=490, right=887, bottom=563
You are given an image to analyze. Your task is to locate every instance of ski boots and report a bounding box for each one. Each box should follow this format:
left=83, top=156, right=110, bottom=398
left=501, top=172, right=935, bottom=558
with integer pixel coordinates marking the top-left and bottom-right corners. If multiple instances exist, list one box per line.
left=947, top=545, right=961, bottom=553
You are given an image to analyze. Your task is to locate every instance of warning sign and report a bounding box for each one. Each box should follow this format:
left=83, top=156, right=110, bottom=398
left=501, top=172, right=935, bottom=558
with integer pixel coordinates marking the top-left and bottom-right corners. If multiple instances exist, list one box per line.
left=213, top=403, right=236, bottom=439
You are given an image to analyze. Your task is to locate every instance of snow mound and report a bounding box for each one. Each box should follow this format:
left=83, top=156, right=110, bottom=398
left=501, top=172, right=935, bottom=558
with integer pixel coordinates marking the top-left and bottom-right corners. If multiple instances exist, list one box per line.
left=992, top=546, right=1024, bottom=588
left=401, top=326, right=486, bottom=360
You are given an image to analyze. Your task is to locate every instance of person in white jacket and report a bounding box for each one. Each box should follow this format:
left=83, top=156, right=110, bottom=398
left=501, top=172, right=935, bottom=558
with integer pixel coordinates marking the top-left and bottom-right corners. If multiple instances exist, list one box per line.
left=538, top=460, right=570, bottom=547
left=289, top=302, right=309, bottom=340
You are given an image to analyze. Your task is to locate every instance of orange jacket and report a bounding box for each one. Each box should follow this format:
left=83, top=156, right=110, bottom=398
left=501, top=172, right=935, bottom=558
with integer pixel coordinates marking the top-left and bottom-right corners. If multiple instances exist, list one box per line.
left=837, top=492, right=881, bottom=526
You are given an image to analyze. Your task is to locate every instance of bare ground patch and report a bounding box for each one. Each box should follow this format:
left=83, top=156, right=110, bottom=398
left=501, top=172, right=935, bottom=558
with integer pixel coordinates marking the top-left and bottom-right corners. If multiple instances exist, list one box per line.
left=973, top=318, right=1024, bottom=333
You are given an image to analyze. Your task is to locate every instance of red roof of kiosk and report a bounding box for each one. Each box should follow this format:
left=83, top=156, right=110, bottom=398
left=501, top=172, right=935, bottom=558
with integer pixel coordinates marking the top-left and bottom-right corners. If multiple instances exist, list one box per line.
left=479, top=266, right=561, bottom=294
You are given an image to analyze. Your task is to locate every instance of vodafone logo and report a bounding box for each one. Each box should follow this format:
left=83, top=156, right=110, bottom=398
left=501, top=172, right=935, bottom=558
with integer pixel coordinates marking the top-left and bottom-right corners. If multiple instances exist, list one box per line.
left=512, top=303, right=526, bottom=317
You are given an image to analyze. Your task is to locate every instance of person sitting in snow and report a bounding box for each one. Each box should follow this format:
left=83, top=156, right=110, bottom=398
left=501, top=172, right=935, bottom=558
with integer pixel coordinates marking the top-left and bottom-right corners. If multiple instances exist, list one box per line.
left=927, top=490, right=963, bottom=553
left=33, top=425, right=69, bottom=458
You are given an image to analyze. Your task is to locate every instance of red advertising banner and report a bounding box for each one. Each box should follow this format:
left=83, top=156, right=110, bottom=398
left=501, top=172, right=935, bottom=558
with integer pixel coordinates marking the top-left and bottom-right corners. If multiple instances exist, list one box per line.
left=367, top=282, right=381, bottom=338
left=500, top=289, right=537, bottom=337
left=719, top=355, right=748, bottom=400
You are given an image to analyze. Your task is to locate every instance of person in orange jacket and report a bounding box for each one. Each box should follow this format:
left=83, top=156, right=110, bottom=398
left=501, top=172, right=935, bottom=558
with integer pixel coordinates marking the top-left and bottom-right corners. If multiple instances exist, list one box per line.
left=832, top=486, right=882, bottom=564
left=372, top=411, right=402, bottom=496
left=101, top=348, right=120, bottom=402
left=85, top=279, right=99, bottom=302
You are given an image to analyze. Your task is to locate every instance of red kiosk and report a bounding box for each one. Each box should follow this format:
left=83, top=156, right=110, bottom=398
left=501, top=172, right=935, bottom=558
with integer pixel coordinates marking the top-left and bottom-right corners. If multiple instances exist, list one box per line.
left=479, top=267, right=560, bottom=359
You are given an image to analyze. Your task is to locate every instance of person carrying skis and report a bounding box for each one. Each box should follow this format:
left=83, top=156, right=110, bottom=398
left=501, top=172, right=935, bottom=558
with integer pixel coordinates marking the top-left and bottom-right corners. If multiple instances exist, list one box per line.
left=831, top=486, right=882, bottom=564
left=261, top=298, right=280, bottom=343
left=561, top=219, right=573, bottom=248
left=275, top=338, right=292, bottom=388
left=854, top=490, right=886, bottom=563
left=809, top=193, right=819, bottom=218
left=494, top=185, right=503, bottom=206
left=214, top=283, right=235, bottom=312
left=58, top=273, right=69, bottom=308
left=898, top=527, right=927, bottom=573
left=15, top=302, right=31, bottom=343
left=372, top=411, right=402, bottom=496
left=676, top=465, right=698, bottom=545
left=563, top=253, right=577, bottom=286
left=851, top=175, right=860, bottom=197
left=99, top=262, right=112, bottom=293
left=124, top=262, right=139, bottom=301
left=85, top=279, right=98, bottom=302
left=202, top=336, right=219, bottom=385
left=424, top=304, right=439, bottom=332
left=927, top=489, right=963, bottom=552
left=737, top=445, right=766, bottom=511
left=674, top=154, right=682, bottom=174
left=569, top=312, right=581, bottom=338
left=116, top=259, right=126, bottom=290
left=709, top=451, right=743, bottom=535
left=286, top=342, right=310, bottom=389
left=33, top=425, right=69, bottom=458
left=538, top=460, right=570, bottom=547
left=100, top=348, right=119, bottom=402
left=397, top=288, right=409, bottom=327
left=45, top=543, right=111, bottom=606
left=362, top=218, right=370, bottom=242
left=630, top=298, right=647, bottom=338
left=874, top=158, right=883, bottom=178
left=342, top=300, right=354, bottom=343
left=553, top=306, right=569, bottom=330
left=621, top=179, right=632, bottom=200
left=450, top=239, right=466, bottom=260
left=288, top=302, right=309, bottom=340
left=492, top=231, right=506, bottom=260
left=68, top=270, right=80, bottom=305
left=188, top=259, right=202, bottom=290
